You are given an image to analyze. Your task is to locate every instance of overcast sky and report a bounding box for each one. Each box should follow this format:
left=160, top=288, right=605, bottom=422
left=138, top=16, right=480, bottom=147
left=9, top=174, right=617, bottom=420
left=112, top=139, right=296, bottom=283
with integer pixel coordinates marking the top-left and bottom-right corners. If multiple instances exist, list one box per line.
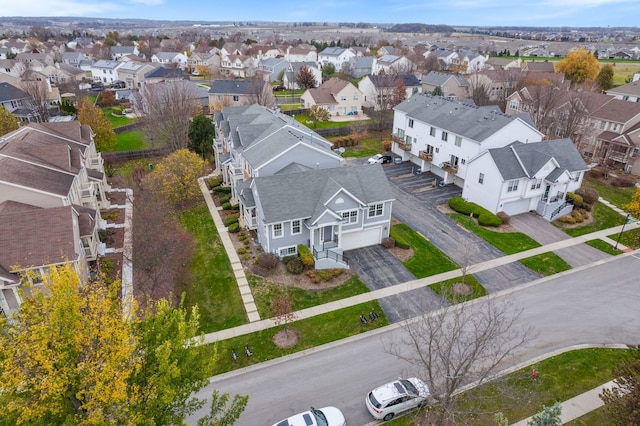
left=2, top=0, right=639, bottom=27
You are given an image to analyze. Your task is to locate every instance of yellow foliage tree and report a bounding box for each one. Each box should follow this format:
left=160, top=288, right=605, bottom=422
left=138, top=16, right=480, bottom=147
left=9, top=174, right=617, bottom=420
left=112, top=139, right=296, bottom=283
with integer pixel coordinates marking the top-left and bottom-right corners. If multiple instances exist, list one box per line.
left=143, top=148, right=206, bottom=209
left=77, top=101, right=117, bottom=152
left=623, top=187, right=640, bottom=219
left=0, top=264, right=136, bottom=425
left=0, top=105, right=19, bottom=136
left=555, top=48, right=600, bottom=84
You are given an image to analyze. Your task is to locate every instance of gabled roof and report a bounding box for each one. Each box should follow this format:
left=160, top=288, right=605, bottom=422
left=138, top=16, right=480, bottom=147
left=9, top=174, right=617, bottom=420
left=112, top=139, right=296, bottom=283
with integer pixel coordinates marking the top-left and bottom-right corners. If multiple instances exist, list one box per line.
left=208, top=79, right=265, bottom=95
left=487, top=139, right=587, bottom=181
left=144, top=66, right=182, bottom=79
left=0, top=156, right=75, bottom=196
left=319, top=47, right=349, bottom=56
left=395, top=93, right=538, bottom=142
left=110, top=46, right=136, bottom=54
left=607, top=80, right=640, bottom=97
left=153, top=52, right=183, bottom=60
left=377, top=54, right=402, bottom=64
left=366, top=74, right=421, bottom=88
left=254, top=165, right=393, bottom=223
left=92, top=59, right=121, bottom=69
left=590, top=97, right=640, bottom=123
left=421, top=71, right=468, bottom=87
left=0, top=81, right=30, bottom=102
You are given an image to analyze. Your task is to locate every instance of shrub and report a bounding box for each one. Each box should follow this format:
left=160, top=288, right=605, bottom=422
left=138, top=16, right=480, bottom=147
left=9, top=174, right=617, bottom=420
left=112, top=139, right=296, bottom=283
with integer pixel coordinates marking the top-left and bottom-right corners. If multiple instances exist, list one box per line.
left=219, top=194, right=232, bottom=204
left=224, top=216, right=239, bottom=226
left=575, top=187, right=599, bottom=205
left=221, top=202, right=231, bottom=210
left=497, top=211, right=510, bottom=225
left=286, top=257, right=304, bottom=274
left=243, top=240, right=250, bottom=246
left=306, top=269, right=321, bottom=283
left=567, top=192, right=584, bottom=206
left=611, top=176, right=635, bottom=187
left=317, top=269, right=344, bottom=281
left=228, top=223, right=240, bottom=233
left=297, top=244, right=315, bottom=268
left=238, top=233, right=247, bottom=241
left=449, top=196, right=474, bottom=215
left=382, top=140, right=392, bottom=151
left=570, top=210, right=584, bottom=223
left=111, top=105, right=123, bottom=115
left=558, top=215, right=576, bottom=224
left=478, top=213, right=502, bottom=227
left=213, top=185, right=232, bottom=193
left=257, top=252, right=279, bottom=269
left=588, top=167, right=605, bottom=179
left=577, top=208, right=590, bottom=219
left=449, top=196, right=502, bottom=227
left=237, top=247, right=247, bottom=255
left=230, top=203, right=240, bottom=211
left=282, top=255, right=297, bottom=264
left=381, top=236, right=396, bottom=248
left=243, top=253, right=250, bottom=261
left=207, top=178, right=222, bottom=189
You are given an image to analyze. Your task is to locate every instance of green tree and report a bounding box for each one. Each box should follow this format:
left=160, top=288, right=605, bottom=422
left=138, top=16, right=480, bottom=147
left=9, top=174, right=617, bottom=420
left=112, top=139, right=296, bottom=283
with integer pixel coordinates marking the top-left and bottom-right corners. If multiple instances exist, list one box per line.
left=600, top=345, right=640, bottom=425
left=596, top=64, right=615, bottom=91
left=308, top=105, right=330, bottom=127
left=527, top=402, right=562, bottom=426
left=0, top=105, right=19, bottom=136
left=77, top=101, right=117, bottom=152
left=555, top=48, right=600, bottom=84
left=188, top=114, right=215, bottom=160
left=321, top=62, right=335, bottom=79
left=431, top=86, right=444, bottom=96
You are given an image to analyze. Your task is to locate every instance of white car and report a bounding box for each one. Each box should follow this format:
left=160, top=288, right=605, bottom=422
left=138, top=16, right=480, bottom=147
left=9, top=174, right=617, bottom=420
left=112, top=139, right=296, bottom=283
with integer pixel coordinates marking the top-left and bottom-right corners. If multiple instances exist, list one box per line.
left=365, top=377, right=429, bottom=421
left=367, top=154, right=392, bottom=164
left=272, top=406, right=346, bottom=426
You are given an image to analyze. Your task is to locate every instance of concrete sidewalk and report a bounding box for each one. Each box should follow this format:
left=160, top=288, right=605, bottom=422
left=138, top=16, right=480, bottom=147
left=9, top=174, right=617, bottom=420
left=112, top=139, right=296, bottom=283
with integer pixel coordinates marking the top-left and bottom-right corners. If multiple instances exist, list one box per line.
left=511, top=380, right=615, bottom=425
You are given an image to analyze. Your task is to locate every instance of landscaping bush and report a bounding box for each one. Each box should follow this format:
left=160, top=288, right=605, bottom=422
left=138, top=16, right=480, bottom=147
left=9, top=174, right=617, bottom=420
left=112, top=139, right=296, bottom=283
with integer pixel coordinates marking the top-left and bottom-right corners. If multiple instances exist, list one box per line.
left=282, top=255, right=297, bottom=264
left=570, top=210, right=585, bottom=223
left=381, top=236, right=396, bottom=248
left=611, top=176, right=636, bottom=187
left=227, top=223, right=240, bottom=233
left=219, top=194, right=232, bottom=204
left=111, top=105, right=123, bottom=115
left=297, top=244, right=315, bottom=268
left=477, top=212, right=502, bottom=227
left=257, top=252, right=279, bottom=270
left=236, top=247, right=247, bottom=255
left=286, top=257, right=304, bottom=274
left=317, top=269, right=344, bottom=281
left=389, top=229, right=410, bottom=249
left=221, top=202, right=231, bottom=210
left=230, top=203, right=240, bottom=211
left=575, top=187, right=599, bottom=205
left=449, top=196, right=474, bottom=215
left=567, top=192, right=584, bottom=206
left=382, top=140, right=392, bottom=151
left=306, top=269, right=321, bottom=283
left=558, top=214, right=576, bottom=224
left=497, top=211, right=510, bottom=225
left=207, top=178, right=223, bottom=189
left=577, top=208, right=590, bottom=219
left=212, top=185, right=232, bottom=194
left=224, top=216, right=239, bottom=226
left=449, top=196, right=502, bottom=227
left=588, top=167, right=605, bottom=179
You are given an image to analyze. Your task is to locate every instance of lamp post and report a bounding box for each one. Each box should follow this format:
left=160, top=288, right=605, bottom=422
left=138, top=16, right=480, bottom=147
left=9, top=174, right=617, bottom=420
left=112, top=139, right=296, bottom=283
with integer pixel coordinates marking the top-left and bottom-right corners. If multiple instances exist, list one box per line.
left=614, top=212, right=632, bottom=250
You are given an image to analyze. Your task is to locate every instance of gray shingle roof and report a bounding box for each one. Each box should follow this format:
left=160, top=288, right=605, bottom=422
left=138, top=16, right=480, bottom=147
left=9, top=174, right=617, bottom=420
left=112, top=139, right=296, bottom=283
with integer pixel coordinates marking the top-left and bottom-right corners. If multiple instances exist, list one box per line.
left=144, top=66, right=182, bottom=79
left=421, top=71, right=468, bottom=87
left=367, top=74, right=421, bottom=88
left=0, top=156, right=75, bottom=196
left=254, top=165, right=393, bottom=223
left=0, top=82, right=29, bottom=103
left=208, top=79, right=264, bottom=95
left=395, top=93, right=529, bottom=142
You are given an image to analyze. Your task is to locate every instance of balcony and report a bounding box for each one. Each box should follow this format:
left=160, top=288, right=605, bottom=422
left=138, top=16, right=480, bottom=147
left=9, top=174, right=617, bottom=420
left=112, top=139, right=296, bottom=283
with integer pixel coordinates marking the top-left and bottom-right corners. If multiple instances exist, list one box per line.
left=87, top=154, right=103, bottom=169
left=393, top=137, right=412, bottom=151
left=441, top=162, right=458, bottom=174
left=229, top=164, right=243, bottom=177
left=418, top=150, right=433, bottom=161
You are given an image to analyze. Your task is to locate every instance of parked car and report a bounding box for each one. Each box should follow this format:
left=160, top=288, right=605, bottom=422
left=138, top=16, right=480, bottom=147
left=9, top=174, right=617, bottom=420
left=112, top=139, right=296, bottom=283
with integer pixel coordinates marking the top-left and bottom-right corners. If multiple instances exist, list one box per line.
left=272, top=85, right=286, bottom=91
left=368, top=154, right=392, bottom=164
left=272, top=406, right=345, bottom=426
left=365, top=377, right=429, bottom=421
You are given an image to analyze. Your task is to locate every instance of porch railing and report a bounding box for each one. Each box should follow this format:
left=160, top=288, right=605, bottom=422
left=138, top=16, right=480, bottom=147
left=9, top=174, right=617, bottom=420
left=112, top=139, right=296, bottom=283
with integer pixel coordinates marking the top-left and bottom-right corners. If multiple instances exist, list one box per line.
left=313, top=247, right=348, bottom=266
left=418, top=150, right=433, bottom=161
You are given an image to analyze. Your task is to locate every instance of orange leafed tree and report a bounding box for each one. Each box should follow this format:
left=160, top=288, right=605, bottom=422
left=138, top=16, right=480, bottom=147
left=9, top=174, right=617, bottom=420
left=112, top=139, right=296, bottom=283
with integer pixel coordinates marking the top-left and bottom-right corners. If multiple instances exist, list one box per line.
left=77, top=101, right=117, bottom=152
left=0, top=105, right=19, bottom=136
left=555, top=48, right=600, bottom=84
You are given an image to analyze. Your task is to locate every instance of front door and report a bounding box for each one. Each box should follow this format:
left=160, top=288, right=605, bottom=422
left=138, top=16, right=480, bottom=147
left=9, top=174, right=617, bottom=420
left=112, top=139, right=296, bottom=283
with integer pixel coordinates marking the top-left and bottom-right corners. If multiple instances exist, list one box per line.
left=543, top=184, right=550, bottom=201
left=322, top=226, right=333, bottom=243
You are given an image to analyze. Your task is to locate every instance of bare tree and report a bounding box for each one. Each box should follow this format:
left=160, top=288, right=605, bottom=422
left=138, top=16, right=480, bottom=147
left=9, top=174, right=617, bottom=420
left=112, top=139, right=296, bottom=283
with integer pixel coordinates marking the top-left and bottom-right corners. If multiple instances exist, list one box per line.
left=525, top=83, right=565, bottom=136
left=387, top=295, right=533, bottom=423
left=467, top=72, right=493, bottom=106
left=245, top=78, right=276, bottom=108
left=271, top=293, right=297, bottom=337
left=137, top=81, right=202, bottom=151
left=19, top=68, right=51, bottom=122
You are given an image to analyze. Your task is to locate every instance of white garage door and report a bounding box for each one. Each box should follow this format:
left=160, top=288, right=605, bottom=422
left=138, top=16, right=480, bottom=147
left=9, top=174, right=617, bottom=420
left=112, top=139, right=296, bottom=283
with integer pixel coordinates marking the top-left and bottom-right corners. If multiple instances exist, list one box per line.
left=341, top=227, right=382, bottom=251
left=502, top=199, right=530, bottom=216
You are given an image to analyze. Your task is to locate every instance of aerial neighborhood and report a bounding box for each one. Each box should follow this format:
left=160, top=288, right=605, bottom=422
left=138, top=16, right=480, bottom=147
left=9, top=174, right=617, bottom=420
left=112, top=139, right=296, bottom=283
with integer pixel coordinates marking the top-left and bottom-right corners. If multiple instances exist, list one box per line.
left=1, top=17, right=640, bottom=425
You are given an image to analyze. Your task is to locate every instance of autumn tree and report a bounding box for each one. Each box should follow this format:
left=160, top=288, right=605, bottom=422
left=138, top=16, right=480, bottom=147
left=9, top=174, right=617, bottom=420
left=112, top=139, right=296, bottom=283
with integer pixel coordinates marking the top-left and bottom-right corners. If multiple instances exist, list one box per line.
left=138, top=80, right=202, bottom=151
left=77, top=101, right=117, bottom=152
left=0, top=106, right=19, bottom=135
left=0, top=264, right=247, bottom=425
left=142, top=148, right=206, bottom=209
left=100, top=89, right=116, bottom=106
left=245, top=78, right=276, bottom=109
left=596, top=64, right=614, bottom=91
left=555, top=48, right=599, bottom=85
left=387, top=293, right=532, bottom=423
left=195, top=64, right=212, bottom=78
left=600, top=345, right=640, bottom=424
left=188, top=114, right=215, bottom=160
left=623, top=187, right=640, bottom=220
left=308, top=105, right=330, bottom=127
left=295, top=65, right=317, bottom=89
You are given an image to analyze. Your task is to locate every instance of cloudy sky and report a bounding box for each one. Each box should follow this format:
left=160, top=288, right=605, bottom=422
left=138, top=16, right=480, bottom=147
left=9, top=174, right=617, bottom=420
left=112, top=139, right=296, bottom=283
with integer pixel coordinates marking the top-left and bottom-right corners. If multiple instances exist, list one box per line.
left=2, top=0, right=639, bottom=27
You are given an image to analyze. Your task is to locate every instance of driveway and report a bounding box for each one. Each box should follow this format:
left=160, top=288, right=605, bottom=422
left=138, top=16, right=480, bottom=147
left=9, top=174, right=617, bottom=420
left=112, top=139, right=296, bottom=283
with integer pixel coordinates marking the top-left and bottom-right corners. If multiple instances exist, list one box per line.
left=346, top=245, right=448, bottom=323
left=509, top=213, right=611, bottom=267
left=384, top=162, right=542, bottom=293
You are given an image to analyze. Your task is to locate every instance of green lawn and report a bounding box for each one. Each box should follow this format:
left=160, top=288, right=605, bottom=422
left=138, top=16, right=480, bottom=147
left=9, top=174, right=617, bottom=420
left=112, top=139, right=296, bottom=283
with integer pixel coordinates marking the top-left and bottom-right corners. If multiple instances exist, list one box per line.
left=562, top=202, right=626, bottom=237
left=295, top=114, right=355, bottom=129
left=248, top=274, right=371, bottom=318
left=518, top=252, right=572, bottom=276
left=582, top=177, right=635, bottom=209
left=338, top=132, right=389, bottom=158
left=199, top=302, right=388, bottom=376
left=390, top=223, right=459, bottom=277
left=585, top=239, right=623, bottom=255
left=179, top=203, right=247, bottom=333
left=565, top=407, right=610, bottom=425
left=101, top=106, right=135, bottom=128
left=448, top=213, right=541, bottom=254
left=429, top=275, right=486, bottom=303
left=607, top=227, right=640, bottom=250
left=111, top=129, right=146, bottom=152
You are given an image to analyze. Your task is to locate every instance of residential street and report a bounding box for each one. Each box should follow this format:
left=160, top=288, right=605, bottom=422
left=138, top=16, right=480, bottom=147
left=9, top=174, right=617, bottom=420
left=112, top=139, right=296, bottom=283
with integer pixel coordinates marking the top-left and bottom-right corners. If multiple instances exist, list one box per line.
left=187, top=252, right=640, bottom=426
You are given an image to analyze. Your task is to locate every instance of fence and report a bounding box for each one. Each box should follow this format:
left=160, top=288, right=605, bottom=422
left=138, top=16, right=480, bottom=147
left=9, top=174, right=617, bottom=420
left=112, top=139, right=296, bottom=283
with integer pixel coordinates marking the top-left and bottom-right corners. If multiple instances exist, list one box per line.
left=103, top=147, right=169, bottom=163
left=113, top=122, right=143, bottom=134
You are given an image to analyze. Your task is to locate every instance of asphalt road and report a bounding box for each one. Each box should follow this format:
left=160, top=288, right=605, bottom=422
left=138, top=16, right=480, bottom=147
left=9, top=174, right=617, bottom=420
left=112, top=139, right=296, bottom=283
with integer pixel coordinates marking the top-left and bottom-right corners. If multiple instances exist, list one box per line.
left=186, top=252, right=640, bottom=426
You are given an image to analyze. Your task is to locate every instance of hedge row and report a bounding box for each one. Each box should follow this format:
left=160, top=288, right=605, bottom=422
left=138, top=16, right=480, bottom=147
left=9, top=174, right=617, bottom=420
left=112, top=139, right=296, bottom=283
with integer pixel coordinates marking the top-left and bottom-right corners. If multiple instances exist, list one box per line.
left=223, top=216, right=239, bottom=226
left=297, top=244, right=315, bottom=268
left=448, top=196, right=502, bottom=227
left=388, top=229, right=410, bottom=249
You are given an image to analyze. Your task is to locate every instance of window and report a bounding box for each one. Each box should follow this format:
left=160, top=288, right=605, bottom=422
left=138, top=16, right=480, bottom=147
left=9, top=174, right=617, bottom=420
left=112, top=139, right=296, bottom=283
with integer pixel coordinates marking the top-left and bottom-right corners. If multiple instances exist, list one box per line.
left=272, top=223, right=283, bottom=238
left=341, top=210, right=358, bottom=223
left=599, top=121, right=606, bottom=130
left=613, top=123, right=619, bottom=131
left=279, top=246, right=297, bottom=257
left=408, top=119, right=414, bottom=128
left=368, top=203, right=384, bottom=217
left=340, top=95, right=347, bottom=101
left=460, top=158, right=465, bottom=165
left=430, top=126, right=436, bottom=136
left=353, top=94, right=358, bottom=100
left=233, top=95, right=239, bottom=102
left=509, top=100, right=519, bottom=110
left=632, top=148, right=639, bottom=158
left=291, top=220, right=301, bottom=235
left=478, top=173, right=484, bottom=184
left=397, top=128, right=405, bottom=138
left=507, top=180, right=519, bottom=192
left=455, top=136, right=462, bottom=147
left=435, top=147, right=439, bottom=153
left=531, top=179, right=542, bottom=190
left=574, top=171, right=581, bottom=182
left=441, top=131, right=448, bottom=142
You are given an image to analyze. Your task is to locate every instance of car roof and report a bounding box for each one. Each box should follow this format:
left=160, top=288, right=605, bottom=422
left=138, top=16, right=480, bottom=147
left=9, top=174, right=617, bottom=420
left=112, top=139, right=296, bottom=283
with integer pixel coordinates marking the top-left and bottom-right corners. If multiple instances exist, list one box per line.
left=371, top=380, right=407, bottom=403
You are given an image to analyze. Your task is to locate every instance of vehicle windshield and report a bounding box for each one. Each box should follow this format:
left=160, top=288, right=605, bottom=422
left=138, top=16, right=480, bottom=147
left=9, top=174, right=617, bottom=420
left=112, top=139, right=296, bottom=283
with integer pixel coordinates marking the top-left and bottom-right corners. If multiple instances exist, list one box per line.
left=400, top=379, right=418, bottom=396
left=311, top=407, right=328, bottom=426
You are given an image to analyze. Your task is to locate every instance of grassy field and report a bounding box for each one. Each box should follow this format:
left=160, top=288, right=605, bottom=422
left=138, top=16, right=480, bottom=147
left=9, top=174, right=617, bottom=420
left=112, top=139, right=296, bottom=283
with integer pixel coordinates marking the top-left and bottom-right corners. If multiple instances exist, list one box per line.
left=562, top=202, right=626, bottom=237
left=390, top=223, right=459, bottom=277
left=101, top=106, right=135, bottom=128
left=337, top=132, right=389, bottom=158
left=179, top=202, right=247, bottom=333
left=518, top=252, right=572, bottom=276
left=603, top=61, right=640, bottom=86
left=429, top=275, right=486, bottom=303
left=294, top=113, right=357, bottom=129
left=581, top=177, right=636, bottom=208
left=448, top=213, right=541, bottom=254
left=607, top=226, right=640, bottom=250
left=111, top=129, right=146, bottom=152
left=585, top=239, right=623, bottom=255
